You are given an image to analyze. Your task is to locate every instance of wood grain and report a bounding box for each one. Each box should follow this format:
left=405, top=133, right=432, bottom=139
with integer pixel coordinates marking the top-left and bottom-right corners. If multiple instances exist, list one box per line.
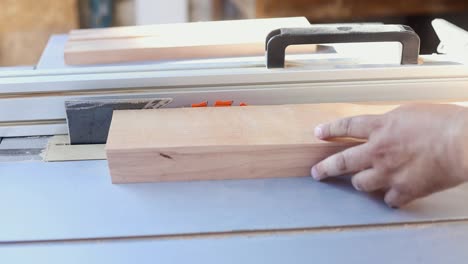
left=64, top=17, right=312, bottom=65
left=106, top=103, right=397, bottom=183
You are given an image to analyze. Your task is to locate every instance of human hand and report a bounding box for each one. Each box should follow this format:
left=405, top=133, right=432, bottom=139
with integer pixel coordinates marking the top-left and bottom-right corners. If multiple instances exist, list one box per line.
left=311, top=103, right=468, bottom=208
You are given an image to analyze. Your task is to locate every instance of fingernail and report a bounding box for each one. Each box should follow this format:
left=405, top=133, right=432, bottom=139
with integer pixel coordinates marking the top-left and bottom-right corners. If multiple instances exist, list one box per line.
left=314, top=125, right=324, bottom=139
left=311, top=166, right=321, bottom=180
left=352, top=182, right=362, bottom=191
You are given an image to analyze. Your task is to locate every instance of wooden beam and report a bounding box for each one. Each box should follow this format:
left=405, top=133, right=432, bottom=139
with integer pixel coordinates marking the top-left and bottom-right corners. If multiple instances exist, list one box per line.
left=105, top=103, right=397, bottom=183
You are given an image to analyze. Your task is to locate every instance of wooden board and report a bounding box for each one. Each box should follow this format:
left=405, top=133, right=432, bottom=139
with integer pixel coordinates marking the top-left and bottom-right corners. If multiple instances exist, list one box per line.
left=64, top=17, right=313, bottom=65
left=106, top=103, right=397, bottom=183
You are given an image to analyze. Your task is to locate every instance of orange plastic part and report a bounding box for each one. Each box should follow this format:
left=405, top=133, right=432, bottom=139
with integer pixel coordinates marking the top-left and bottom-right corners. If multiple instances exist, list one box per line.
left=214, top=100, right=233, bottom=107
left=191, top=101, right=208, bottom=107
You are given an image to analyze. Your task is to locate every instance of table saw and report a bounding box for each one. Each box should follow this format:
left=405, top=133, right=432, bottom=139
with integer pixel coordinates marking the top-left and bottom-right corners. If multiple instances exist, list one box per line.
left=2, top=18, right=468, bottom=263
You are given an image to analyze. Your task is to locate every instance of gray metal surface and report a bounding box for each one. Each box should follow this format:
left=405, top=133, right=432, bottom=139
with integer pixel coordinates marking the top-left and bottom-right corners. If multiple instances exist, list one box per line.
left=65, top=98, right=172, bottom=144
left=0, top=137, right=48, bottom=162
left=0, top=66, right=34, bottom=71
left=0, top=137, right=48, bottom=149
left=2, top=221, right=468, bottom=264
left=2, top=160, right=468, bottom=242
left=36, top=35, right=69, bottom=70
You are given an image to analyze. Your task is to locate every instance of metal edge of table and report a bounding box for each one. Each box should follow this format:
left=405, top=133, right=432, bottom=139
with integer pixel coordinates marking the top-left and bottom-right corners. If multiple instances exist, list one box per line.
left=2, top=220, right=468, bottom=264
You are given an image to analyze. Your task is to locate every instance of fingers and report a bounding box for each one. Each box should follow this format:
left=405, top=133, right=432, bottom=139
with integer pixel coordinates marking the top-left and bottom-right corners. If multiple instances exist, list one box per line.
left=315, top=115, right=381, bottom=140
left=311, top=143, right=373, bottom=180
left=351, top=169, right=388, bottom=192
left=313, top=155, right=421, bottom=208
left=384, top=189, right=413, bottom=208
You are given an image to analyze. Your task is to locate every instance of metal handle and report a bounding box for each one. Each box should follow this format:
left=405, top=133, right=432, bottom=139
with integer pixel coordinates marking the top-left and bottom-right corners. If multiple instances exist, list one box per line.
left=265, top=25, right=420, bottom=68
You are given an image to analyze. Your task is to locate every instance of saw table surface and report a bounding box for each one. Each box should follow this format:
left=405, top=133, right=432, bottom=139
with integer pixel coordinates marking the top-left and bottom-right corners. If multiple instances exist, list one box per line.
left=2, top=136, right=468, bottom=263
left=3, top=21, right=468, bottom=262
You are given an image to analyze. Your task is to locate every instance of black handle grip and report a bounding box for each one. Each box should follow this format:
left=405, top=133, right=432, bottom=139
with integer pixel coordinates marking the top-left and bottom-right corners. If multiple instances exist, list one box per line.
left=265, top=25, right=420, bottom=68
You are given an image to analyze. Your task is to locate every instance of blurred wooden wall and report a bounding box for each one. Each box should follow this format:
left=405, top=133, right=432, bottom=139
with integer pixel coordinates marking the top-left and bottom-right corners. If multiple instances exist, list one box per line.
left=0, top=0, right=79, bottom=66
left=256, top=0, right=468, bottom=22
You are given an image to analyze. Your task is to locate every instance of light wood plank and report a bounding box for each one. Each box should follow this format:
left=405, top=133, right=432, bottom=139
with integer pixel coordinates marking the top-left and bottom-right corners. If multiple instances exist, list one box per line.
left=67, top=17, right=308, bottom=40
left=64, top=17, right=312, bottom=65
left=106, top=103, right=396, bottom=183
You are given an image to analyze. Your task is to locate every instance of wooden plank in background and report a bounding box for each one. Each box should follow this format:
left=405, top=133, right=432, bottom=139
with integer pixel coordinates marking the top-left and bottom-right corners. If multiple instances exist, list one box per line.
left=106, top=103, right=397, bottom=183
left=64, top=17, right=312, bottom=65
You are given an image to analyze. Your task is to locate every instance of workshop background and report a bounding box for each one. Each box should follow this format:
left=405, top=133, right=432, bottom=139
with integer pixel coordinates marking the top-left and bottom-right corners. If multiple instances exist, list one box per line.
left=1, top=0, right=468, bottom=67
